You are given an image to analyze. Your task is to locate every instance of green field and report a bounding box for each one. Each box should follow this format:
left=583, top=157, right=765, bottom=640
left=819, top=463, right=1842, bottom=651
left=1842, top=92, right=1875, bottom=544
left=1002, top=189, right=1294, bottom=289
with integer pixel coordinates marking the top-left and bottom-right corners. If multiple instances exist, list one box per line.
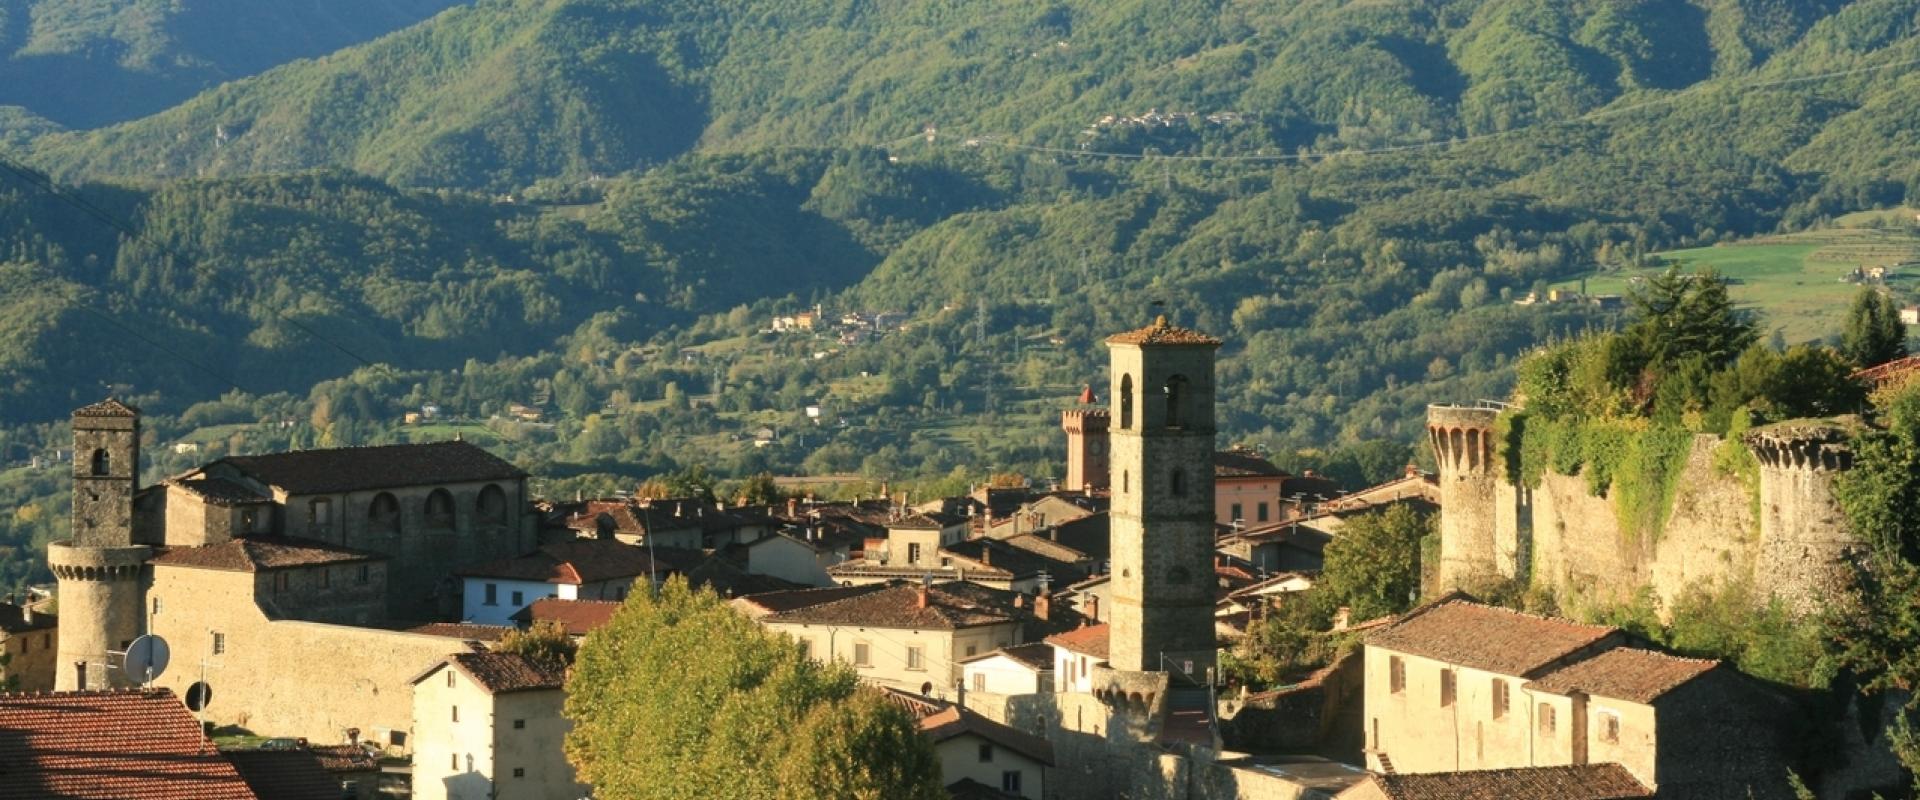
left=1556, top=224, right=1920, bottom=344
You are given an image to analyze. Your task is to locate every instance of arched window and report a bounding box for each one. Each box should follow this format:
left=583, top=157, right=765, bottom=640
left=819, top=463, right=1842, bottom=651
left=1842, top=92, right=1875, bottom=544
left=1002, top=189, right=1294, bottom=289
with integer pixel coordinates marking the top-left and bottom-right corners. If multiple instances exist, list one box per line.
left=89, top=449, right=109, bottom=476
left=1170, top=469, right=1185, bottom=496
left=1164, top=375, right=1189, bottom=429
left=476, top=484, right=508, bottom=527
left=368, top=493, right=400, bottom=535
left=425, top=489, right=456, bottom=531
left=1119, top=374, right=1135, bottom=430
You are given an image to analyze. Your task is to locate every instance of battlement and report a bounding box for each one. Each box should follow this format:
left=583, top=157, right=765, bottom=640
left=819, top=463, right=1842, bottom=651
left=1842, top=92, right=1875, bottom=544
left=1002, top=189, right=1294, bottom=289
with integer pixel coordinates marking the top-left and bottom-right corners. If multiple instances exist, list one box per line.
left=1427, top=405, right=1502, bottom=476
left=1745, top=424, right=1854, bottom=472
left=1427, top=403, right=1504, bottom=430
left=47, top=541, right=151, bottom=581
left=1062, top=408, right=1112, bottom=431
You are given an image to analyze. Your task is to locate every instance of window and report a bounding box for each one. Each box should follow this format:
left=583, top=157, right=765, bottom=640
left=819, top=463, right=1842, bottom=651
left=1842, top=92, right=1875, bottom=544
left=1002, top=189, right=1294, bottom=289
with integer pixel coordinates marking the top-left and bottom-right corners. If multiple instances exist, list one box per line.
left=477, top=484, right=508, bottom=526
left=357, top=564, right=370, bottom=585
left=965, top=644, right=977, bottom=657
left=853, top=641, right=871, bottom=667
left=212, top=632, right=225, bottom=655
left=1163, top=375, right=1189, bottom=429
left=511, top=590, right=524, bottom=607
left=484, top=584, right=498, bottom=606
left=1122, top=471, right=1129, bottom=493
left=272, top=572, right=290, bottom=593
left=1539, top=703, right=1556, bottom=736
left=978, top=744, right=994, bottom=763
left=1439, top=668, right=1456, bottom=707
left=152, top=597, right=163, bottom=615
left=368, top=492, right=400, bottom=535
left=89, top=448, right=109, bottom=476
left=513, top=719, right=526, bottom=730
left=450, top=754, right=458, bottom=771
left=797, top=638, right=812, bottom=659
left=452, top=706, right=459, bottom=722
left=1230, top=503, right=1242, bottom=523
left=1600, top=712, right=1620, bottom=744
left=309, top=498, right=331, bottom=526
left=318, top=568, right=330, bottom=589
left=1389, top=656, right=1405, bottom=694
left=446, top=672, right=455, bottom=688
left=1001, top=770, right=1022, bottom=794
left=907, top=645, right=925, bottom=671
left=1257, top=502, right=1270, bottom=522
left=907, top=542, right=922, bottom=564
left=973, top=674, right=986, bottom=692
left=1119, top=375, right=1134, bottom=429
left=1169, top=469, right=1185, bottom=496
left=1492, top=679, right=1509, bottom=719
left=513, top=768, right=525, bottom=778
left=425, top=489, right=456, bottom=530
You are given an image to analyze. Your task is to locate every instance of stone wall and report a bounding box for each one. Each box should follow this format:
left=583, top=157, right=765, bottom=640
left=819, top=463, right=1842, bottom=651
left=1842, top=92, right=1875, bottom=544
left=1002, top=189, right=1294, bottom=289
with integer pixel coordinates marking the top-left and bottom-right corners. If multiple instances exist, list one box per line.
left=1429, top=406, right=1500, bottom=589
left=48, top=542, right=150, bottom=690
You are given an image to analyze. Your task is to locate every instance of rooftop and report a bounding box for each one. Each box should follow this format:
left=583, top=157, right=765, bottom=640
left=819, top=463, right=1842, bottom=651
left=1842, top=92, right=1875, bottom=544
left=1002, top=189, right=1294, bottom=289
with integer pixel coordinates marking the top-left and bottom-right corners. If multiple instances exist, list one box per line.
left=762, top=581, right=1024, bottom=630
left=1215, top=448, right=1287, bottom=479
left=73, top=398, right=139, bottom=418
left=167, top=476, right=270, bottom=506
left=1105, top=316, right=1222, bottom=347
left=0, top=688, right=259, bottom=800
left=1524, top=648, right=1722, bottom=703
left=511, top=598, right=623, bottom=636
left=733, top=583, right=892, bottom=617
left=416, top=652, right=569, bottom=694
left=960, top=642, right=1056, bottom=671
left=221, top=750, right=338, bottom=800
left=918, top=705, right=1056, bottom=765
left=218, top=440, right=524, bottom=495
left=0, top=601, right=54, bottom=634
left=404, top=622, right=513, bottom=642
left=149, top=536, right=386, bottom=573
left=456, top=540, right=699, bottom=585
left=1356, top=763, right=1652, bottom=800
left=1367, top=597, right=1617, bottom=677
left=1045, top=623, right=1110, bottom=660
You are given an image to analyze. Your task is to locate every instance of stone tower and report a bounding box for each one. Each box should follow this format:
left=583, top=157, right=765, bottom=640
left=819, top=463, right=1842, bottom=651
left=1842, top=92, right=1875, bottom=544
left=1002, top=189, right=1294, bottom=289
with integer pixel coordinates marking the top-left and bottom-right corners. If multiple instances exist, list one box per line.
left=1106, top=318, right=1219, bottom=676
left=1748, top=424, right=1857, bottom=614
left=50, top=399, right=152, bottom=690
left=1429, top=405, right=1503, bottom=589
left=1062, top=388, right=1111, bottom=493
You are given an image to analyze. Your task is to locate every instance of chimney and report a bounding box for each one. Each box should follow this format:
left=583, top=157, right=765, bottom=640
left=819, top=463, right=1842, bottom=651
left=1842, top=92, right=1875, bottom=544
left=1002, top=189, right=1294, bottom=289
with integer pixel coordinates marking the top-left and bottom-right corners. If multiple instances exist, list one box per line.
left=981, top=546, right=992, bottom=567
left=1405, top=463, right=1420, bottom=478
left=1014, top=594, right=1026, bottom=610
left=917, top=576, right=930, bottom=609
left=1034, top=592, right=1050, bottom=621
left=787, top=498, right=799, bottom=518
left=21, top=604, right=32, bottom=625
left=1334, top=606, right=1352, bottom=631
left=1086, top=595, right=1100, bottom=620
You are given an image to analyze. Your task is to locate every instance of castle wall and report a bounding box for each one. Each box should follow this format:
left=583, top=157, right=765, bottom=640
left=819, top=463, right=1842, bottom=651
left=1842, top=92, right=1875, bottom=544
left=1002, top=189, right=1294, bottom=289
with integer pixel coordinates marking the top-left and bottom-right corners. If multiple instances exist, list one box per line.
left=48, top=542, right=151, bottom=690
left=1429, top=407, right=1500, bottom=589
left=1751, top=432, right=1856, bottom=615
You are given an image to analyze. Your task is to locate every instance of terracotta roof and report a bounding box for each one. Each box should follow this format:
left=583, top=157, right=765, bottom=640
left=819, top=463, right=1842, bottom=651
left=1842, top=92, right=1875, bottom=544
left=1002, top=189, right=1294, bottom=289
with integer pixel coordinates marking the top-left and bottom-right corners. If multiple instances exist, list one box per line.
left=0, top=602, right=54, bottom=634
left=1105, top=316, right=1222, bottom=346
left=457, top=540, right=696, bottom=585
left=891, top=511, right=965, bottom=530
left=947, top=778, right=1026, bottom=800
left=406, top=622, right=513, bottom=642
left=0, top=688, right=259, bottom=799
left=762, top=581, right=1023, bottom=630
left=414, top=652, right=568, bottom=694
left=1360, top=764, right=1652, bottom=800
left=1523, top=648, right=1722, bottom=703
left=169, top=476, right=271, bottom=506
left=222, top=750, right=338, bottom=800
left=734, top=583, right=892, bottom=616
left=306, top=744, right=380, bottom=773
left=1045, top=623, right=1110, bottom=660
left=512, top=598, right=623, bottom=636
left=73, top=398, right=139, bottom=418
left=1367, top=598, right=1618, bottom=677
left=961, top=642, right=1056, bottom=671
left=1215, top=449, right=1287, bottom=479
left=919, top=706, right=1055, bottom=765
left=219, top=440, right=524, bottom=494
left=943, top=538, right=1062, bottom=579
left=683, top=556, right=809, bottom=597
left=149, top=536, right=385, bottom=572
left=879, top=686, right=950, bottom=719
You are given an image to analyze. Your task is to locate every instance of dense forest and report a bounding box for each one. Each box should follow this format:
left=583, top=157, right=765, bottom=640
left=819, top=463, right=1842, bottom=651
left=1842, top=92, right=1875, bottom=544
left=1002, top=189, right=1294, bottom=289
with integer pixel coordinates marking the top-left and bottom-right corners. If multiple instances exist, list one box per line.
left=2, top=0, right=1919, bottom=588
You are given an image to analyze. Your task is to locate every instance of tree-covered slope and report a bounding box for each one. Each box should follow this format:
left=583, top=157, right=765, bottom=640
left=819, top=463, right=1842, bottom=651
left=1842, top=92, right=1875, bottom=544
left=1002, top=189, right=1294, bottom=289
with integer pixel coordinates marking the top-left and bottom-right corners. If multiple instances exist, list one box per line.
left=28, top=0, right=1912, bottom=192
left=0, top=0, right=468, bottom=129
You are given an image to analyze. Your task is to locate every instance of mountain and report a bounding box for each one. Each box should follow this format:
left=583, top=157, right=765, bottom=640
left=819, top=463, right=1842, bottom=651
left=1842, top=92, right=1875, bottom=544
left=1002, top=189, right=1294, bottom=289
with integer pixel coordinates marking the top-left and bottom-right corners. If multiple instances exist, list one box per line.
left=27, top=0, right=1916, bottom=192
left=0, top=0, right=467, bottom=129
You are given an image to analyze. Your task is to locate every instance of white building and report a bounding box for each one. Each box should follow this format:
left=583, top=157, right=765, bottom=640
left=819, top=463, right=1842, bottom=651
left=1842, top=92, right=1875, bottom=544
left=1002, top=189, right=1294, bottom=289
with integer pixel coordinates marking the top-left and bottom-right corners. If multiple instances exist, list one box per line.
left=1046, top=623, right=1108, bottom=695
left=919, top=705, right=1054, bottom=800
left=961, top=643, right=1055, bottom=696
left=455, top=539, right=667, bottom=626
left=409, top=652, right=586, bottom=800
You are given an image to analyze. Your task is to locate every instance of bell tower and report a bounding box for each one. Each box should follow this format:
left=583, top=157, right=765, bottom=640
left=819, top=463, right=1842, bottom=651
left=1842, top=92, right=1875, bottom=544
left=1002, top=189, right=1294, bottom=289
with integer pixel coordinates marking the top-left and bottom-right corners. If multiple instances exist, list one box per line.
left=1062, top=385, right=1111, bottom=493
left=51, top=399, right=152, bottom=689
left=1106, top=317, right=1220, bottom=675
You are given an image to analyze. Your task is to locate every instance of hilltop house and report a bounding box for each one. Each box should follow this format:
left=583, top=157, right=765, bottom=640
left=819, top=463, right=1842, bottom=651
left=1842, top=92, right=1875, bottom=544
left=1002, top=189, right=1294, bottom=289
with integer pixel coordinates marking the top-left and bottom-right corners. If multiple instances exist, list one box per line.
left=410, top=652, right=584, bottom=800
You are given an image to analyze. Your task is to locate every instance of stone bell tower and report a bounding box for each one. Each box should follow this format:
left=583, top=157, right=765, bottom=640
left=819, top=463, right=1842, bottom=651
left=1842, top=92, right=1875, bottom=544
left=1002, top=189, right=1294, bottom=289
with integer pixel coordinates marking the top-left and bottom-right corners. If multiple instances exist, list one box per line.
left=50, top=399, right=152, bottom=690
left=1106, top=317, right=1220, bottom=675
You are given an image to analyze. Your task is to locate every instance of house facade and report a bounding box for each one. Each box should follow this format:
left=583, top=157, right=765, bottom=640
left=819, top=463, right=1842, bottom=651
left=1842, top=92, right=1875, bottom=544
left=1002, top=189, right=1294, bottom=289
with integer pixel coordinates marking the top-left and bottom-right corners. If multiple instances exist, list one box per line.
left=410, top=652, right=585, bottom=800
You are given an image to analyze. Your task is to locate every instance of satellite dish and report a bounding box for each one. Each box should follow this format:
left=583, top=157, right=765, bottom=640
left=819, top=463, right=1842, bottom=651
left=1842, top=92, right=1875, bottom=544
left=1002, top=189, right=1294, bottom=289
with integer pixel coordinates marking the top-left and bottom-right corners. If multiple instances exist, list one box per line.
left=185, top=681, right=213, bottom=712
left=124, top=635, right=171, bottom=684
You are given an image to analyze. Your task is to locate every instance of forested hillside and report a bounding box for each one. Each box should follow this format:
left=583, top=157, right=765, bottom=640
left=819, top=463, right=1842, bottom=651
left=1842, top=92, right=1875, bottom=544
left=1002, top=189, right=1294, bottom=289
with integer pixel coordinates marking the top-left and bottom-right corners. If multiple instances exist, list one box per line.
left=2, top=0, right=1920, bottom=587
left=0, top=0, right=467, bottom=128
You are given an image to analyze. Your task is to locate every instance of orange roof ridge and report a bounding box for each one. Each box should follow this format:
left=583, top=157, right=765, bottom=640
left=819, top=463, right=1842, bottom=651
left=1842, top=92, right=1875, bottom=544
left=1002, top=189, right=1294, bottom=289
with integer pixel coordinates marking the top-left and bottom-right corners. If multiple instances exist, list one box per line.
left=1105, top=316, right=1221, bottom=346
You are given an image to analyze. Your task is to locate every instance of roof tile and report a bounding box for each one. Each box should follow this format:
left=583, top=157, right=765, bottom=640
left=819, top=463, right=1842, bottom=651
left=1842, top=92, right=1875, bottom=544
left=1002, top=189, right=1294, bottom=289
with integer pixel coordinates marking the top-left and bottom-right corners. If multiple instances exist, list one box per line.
left=0, top=689, right=258, bottom=800
left=220, top=440, right=523, bottom=495
left=1105, top=317, right=1221, bottom=346
left=149, top=536, right=385, bottom=572
left=1363, top=763, right=1652, bottom=800
left=1045, top=623, right=1110, bottom=660
left=1523, top=648, right=1721, bottom=703
left=1367, top=598, right=1617, bottom=677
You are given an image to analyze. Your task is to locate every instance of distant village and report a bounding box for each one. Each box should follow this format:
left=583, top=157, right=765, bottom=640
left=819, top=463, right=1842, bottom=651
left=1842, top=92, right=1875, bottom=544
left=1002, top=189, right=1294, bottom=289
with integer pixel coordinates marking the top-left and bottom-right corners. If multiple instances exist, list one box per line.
left=0, top=319, right=1873, bottom=799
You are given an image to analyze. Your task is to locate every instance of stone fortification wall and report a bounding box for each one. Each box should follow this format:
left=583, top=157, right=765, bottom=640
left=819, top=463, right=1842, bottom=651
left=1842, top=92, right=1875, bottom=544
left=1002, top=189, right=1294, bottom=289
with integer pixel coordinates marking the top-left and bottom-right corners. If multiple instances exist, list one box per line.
left=1429, top=406, right=1501, bottom=589
left=1749, top=426, right=1857, bottom=614
left=48, top=541, right=151, bottom=690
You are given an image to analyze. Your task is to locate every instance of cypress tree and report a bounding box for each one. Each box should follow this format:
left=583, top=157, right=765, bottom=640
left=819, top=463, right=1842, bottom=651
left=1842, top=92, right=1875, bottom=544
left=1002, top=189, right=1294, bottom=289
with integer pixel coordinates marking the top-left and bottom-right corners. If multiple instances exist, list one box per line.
left=1841, top=286, right=1907, bottom=368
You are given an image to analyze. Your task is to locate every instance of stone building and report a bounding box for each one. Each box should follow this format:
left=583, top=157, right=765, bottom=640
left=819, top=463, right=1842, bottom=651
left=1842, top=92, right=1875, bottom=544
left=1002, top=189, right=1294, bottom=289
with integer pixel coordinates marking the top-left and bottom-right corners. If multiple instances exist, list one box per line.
left=1213, top=448, right=1285, bottom=527
left=920, top=704, right=1056, bottom=800
left=758, top=580, right=1036, bottom=697
left=1105, top=317, right=1220, bottom=676
left=0, top=599, right=56, bottom=691
left=1062, top=404, right=1111, bottom=493
left=410, top=652, right=584, bottom=800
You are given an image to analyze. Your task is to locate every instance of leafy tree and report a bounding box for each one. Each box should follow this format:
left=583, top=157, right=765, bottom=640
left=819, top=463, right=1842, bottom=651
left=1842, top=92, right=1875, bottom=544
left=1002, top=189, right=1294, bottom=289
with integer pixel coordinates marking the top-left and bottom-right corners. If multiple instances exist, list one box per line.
left=1318, top=505, right=1433, bottom=620
left=565, top=578, right=941, bottom=800
left=1841, top=287, right=1907, bottom=368
left=1623, top=268, right=1758, bottom=374
left=498, top=620, right=578, bottom=665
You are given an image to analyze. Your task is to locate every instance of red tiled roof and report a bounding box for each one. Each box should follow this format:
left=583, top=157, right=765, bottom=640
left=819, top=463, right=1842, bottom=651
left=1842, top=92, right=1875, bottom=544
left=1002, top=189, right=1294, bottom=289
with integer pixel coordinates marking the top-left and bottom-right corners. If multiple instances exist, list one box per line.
left=220, top=440, right=524, bottom=494
left=762, top=581, right=1022, bottom=630
left=1367, top=597, right=1618, bottom=677
left=1215, top=449, right=1287, bottom=479
left=222, top=750, right=338, bottom=800
left=513, top=598, right=622, bottom=636
left=168, top=476, right=270, bottom=506
left=405, top=622, right=513, bottom=642
left=306, top=744, right=379, bottom=773
left=919, top=706, right=1056, bottom=765
left=1362, top=763, right=1652, bottom=800
left=413, top=652, right=568, bottom=694
left=961, top=642, right=1056, bottom=671
left=456, top=540, right=697, bottom=585
left=878, top=686, right=950, bottom=720
left=734, top=583, right=892, bottom=616
left=1045, top=623, right=1110, bottom=660
left=1105, top=317, right=1221, bottom=346
left=149, top=536, right=385, bottom=572
left=0, top=688, right=259, bottom=799
left=1523, top=648, right=1722, bottom=703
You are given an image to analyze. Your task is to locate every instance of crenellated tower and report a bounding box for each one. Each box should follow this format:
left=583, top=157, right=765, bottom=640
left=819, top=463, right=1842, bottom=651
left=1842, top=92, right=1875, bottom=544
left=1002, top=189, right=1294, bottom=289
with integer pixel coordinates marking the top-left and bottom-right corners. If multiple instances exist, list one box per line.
left=1062, top=398, right=1111, bottom=493
left=1747, top=424, right=1857, bottom=614
left=50, top=399, right=152, bottom=690
left=1428, top=405, right=1505, bottom=590
left=1106, top=317, right=1220, bottom=676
